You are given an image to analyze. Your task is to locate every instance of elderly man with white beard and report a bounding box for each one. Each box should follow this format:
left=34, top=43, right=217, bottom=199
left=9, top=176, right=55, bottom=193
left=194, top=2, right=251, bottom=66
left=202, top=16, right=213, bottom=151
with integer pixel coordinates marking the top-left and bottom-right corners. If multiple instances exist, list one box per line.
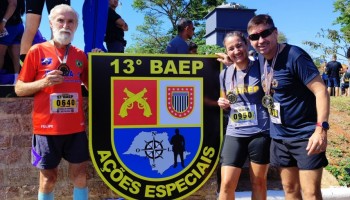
left=15, top=4, right=90, bottom=200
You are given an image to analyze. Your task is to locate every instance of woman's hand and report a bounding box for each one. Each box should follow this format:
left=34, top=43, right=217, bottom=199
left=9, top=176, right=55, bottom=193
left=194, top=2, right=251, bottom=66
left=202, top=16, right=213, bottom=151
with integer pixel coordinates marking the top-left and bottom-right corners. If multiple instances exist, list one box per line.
left=217, top=97, right=230, bottom=110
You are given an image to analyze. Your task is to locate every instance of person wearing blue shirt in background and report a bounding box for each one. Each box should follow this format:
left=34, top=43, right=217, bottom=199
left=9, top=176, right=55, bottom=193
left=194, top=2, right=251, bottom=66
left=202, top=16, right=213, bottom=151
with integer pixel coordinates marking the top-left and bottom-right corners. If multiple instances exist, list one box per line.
left=326, top=54, right=344, bottom=96
left=165, top=18, right=195, bottom=54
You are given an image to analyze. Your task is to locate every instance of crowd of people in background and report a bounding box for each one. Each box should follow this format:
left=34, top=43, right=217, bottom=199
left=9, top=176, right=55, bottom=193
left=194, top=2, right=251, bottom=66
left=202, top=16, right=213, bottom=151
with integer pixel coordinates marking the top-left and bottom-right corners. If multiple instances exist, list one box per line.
left=322, top=54, right=350, bottom=97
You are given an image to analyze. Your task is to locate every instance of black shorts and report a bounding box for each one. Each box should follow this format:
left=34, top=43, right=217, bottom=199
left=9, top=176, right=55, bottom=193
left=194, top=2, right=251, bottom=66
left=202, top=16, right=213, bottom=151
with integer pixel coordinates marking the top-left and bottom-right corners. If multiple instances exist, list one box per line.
left=31, top=132, right=89, bottom=169
left=327, top=77, right=340, bottom=87
left=343, top=82, right=349, bottom=89
left=220, top=132, right=271, bottom=168
left=270, top=138, right=328, bottom=170
left=26, top=0, right=70, bottom=15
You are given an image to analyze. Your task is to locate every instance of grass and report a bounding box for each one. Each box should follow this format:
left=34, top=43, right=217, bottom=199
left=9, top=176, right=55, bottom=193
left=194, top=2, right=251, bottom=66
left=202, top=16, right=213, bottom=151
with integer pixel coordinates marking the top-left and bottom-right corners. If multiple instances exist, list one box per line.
left=330, top=96, right=350, bottom=115
left=326, top=96, right=350, bottom=187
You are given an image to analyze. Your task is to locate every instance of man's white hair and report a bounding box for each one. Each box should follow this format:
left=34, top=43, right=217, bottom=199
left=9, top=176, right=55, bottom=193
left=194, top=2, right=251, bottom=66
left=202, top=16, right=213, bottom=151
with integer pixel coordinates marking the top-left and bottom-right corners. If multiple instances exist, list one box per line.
left=48, top=4, right=79, bottom=25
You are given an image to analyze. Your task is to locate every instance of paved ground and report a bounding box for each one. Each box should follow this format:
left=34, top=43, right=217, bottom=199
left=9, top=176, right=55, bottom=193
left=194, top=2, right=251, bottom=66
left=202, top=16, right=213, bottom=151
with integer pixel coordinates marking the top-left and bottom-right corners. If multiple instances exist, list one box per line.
left=189, top=166, right=339, bottom=200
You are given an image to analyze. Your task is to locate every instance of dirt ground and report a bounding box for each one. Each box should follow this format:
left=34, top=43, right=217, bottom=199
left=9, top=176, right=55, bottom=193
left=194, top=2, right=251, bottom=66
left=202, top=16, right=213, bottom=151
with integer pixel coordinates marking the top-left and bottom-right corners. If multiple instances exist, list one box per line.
left=325, top=105, right=350, bottom=184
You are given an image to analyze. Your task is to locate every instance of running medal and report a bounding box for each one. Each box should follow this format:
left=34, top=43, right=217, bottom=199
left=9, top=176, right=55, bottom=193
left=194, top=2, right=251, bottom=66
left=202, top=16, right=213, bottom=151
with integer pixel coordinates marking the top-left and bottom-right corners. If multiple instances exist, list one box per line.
left=262, top=95, right=274, bottom=109
left=53, top=41, right=71, bottom=76
left=227, top=91, right=237, bottom=104
left=227, top=70, right=237, bottom=104
left=262, top=44, right=280, bottom=109
left=227, top=62, right=251, bottom=105
left=58, top=63, right=70, bottom=76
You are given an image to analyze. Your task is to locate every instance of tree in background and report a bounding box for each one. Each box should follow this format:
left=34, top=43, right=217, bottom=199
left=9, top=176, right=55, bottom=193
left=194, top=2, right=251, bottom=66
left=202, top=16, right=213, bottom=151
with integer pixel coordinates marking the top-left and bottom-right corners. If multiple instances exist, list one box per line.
left=303, top=0, right=350, bottom=61
left=127, top=0, right=226, bottom=54
left=127, top=15, right=170, bottom=53
left=278, top=31, right=288, bottom=43
left=334, top=0, right=350, bottom=41
left=303, top=28, right=348, bottom=61
left=127, top=1, right=290, bottom=55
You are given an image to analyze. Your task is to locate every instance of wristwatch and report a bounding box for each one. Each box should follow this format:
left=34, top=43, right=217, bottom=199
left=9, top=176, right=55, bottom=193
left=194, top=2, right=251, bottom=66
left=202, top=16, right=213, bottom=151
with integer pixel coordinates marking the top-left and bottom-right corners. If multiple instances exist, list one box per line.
left=316, top=121, right=329, bottom=130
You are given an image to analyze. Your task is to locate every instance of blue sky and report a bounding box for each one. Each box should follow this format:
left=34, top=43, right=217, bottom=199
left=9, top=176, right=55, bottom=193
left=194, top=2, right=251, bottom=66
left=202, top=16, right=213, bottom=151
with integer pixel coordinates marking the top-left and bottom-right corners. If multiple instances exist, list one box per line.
left=38, top=0, right=344, bottom=62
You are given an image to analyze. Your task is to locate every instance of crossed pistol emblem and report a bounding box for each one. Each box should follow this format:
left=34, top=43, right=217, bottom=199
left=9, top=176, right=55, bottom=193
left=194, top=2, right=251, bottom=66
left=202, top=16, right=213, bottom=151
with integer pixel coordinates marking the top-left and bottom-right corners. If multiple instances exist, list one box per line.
left=119, top=88, right=152, bottom=118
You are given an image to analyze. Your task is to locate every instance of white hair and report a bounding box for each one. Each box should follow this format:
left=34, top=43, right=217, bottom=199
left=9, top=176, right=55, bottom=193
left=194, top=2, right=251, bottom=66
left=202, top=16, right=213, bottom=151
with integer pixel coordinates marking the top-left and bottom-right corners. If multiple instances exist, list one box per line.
left=48, top=4, right=79, bottom=25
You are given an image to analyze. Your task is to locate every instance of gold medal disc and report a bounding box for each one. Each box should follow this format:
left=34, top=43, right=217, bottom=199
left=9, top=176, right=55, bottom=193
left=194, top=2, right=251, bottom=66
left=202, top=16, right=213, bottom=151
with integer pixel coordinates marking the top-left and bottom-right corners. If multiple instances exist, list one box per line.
left=58, top=63, right=70, bottom=76
left=262, top=95, right=274, bottom=109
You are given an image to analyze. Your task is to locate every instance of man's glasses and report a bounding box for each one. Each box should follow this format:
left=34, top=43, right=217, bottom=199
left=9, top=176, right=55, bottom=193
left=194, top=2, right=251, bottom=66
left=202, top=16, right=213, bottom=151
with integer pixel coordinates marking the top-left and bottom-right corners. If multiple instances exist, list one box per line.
left=248, top=27, right=276, bottom=41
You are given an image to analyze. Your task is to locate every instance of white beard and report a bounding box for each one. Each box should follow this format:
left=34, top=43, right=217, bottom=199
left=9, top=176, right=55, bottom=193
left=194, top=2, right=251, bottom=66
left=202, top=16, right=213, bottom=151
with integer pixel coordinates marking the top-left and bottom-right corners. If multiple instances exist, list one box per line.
left=52, top=28, right=74, bottom=45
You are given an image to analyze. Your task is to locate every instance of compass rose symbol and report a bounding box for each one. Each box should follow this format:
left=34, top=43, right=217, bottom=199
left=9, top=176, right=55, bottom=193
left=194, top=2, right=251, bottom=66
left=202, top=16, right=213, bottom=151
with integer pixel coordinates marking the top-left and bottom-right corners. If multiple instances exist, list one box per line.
left=140, top=133, right=167, bottom=168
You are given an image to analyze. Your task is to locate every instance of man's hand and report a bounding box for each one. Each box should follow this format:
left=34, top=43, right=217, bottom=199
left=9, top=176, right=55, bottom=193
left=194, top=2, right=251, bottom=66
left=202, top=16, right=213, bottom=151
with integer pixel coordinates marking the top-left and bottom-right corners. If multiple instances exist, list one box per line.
left=43, top=70, right=64, bottom=87
left=216, top=52, right=233, bottom=66
left=306, top=128, right=328, bottom=155
left=91, top=48, right=104, bottom=53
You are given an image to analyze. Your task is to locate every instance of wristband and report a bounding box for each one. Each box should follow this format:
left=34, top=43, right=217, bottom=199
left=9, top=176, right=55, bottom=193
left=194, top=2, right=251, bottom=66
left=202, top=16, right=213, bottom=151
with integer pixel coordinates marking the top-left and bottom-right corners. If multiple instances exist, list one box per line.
left=316, top=121, right=329, bottom=130
left=2, top=18, right=7, bottom=23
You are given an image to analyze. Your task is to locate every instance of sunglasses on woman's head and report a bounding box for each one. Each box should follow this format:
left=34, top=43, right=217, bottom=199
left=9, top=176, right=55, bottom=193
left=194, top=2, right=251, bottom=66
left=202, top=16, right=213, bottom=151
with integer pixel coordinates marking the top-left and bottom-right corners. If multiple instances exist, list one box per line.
left=248, top=27, right=276, bottom=41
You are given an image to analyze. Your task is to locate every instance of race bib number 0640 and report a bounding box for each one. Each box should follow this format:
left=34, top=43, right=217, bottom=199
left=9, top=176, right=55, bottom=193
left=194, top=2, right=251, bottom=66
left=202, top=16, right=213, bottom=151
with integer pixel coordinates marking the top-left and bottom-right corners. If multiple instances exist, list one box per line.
left=50, top=93, right=78, bottom=113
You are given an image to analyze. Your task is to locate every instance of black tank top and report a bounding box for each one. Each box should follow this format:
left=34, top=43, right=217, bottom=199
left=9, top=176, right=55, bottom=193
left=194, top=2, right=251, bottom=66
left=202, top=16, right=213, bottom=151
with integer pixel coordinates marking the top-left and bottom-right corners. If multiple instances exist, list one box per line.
left=0, top=0, right=25, bottom=25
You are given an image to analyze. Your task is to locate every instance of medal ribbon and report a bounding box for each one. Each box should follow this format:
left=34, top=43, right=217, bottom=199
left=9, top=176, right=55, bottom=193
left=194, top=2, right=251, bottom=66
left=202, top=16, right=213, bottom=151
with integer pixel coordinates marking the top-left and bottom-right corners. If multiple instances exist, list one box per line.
left=54, top=42, right=71, bottom=64
left=263, top=44, right=280, bottom=96
left=230, top=60, right=253, bottom=92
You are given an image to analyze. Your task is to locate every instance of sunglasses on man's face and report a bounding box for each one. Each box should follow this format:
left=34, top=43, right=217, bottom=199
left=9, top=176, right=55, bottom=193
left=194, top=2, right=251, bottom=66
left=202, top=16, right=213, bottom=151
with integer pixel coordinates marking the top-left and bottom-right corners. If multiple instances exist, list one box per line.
left=248, top=27, right=276, bottom=41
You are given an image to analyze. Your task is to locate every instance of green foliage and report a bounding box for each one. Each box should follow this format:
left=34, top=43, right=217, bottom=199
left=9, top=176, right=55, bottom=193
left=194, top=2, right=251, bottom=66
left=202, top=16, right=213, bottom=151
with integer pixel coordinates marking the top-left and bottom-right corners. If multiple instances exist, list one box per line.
left=328, top=148, right=343, bottom=158
left=303, top=0, right=350, bottom=60
left=303, top=28, right=349, bottom=60
left=125, top=14, right=171, bottom=54
left=333, top=0, right=350, bottom=41
left=131, top=0, right=226, bottom=53
left=277, top=31, right=288, bottom=43
left=314, top=59, right=322, bottom=68
left=330, top=96, right=350, bottom=115
left=197, top=45, right=225, bottom=55
left=339, top=134, right=349, bottom=143
left=325, top=96, right=350, bottom=187
left=132, top=0, right=225, bottom=32
left=125, top=34, right=171, bottom=54
left=326, top=158, right=350, bottom=186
